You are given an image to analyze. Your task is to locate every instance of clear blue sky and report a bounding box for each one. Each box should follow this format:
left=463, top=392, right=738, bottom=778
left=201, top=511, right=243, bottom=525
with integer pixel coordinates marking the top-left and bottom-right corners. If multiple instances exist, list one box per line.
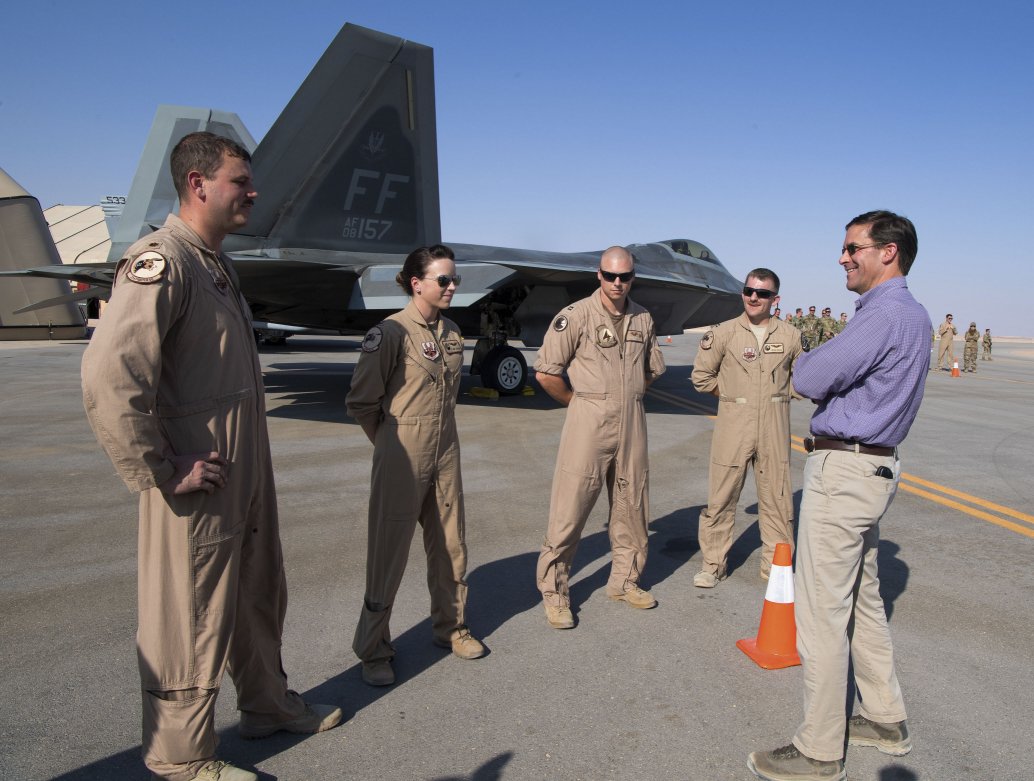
left=3, top=1, right=1031, bottom=335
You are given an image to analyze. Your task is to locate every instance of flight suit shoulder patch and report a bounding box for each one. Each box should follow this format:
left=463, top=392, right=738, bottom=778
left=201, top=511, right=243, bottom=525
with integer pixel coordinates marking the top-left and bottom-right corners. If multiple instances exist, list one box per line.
left=700, top=330, right=714, bottom=350
left=125, top=251, right=167, bottom=284
left=763, top=343, right=784, bottom=353
left=553, top=314, right=569, bottom=332
left=361, top=325, right=384, bottom=353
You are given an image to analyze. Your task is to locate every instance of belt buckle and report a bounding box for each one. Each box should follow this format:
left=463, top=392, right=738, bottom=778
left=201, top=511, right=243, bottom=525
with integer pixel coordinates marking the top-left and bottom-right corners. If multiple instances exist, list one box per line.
left=804, top=437, right=815, bottom=453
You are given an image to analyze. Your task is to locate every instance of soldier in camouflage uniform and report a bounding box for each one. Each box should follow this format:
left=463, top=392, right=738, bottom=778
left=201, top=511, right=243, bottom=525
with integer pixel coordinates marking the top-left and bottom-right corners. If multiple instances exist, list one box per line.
left=963, top=322, right=979, bottom=372
left=800, top=306, right=820, bottom=351
left=982, top=329, right=992, bottom=360
left=818, top=307, right=837, bottom=344
left=836, top=312, right=848, bottom=336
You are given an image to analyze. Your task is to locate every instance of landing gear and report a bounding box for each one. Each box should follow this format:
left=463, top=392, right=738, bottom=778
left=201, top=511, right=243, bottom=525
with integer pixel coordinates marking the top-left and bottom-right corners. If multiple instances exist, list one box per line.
left=471, top=337, right=528, bottom=395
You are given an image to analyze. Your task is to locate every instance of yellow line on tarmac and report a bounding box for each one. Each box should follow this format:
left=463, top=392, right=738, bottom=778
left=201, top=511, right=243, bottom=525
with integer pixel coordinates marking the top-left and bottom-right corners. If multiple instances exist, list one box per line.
left=898, top=473, right=1034, bottom=526
left=788, top=435, right=1034, bottom=536
left=898, top=484, right=1034, bottom=539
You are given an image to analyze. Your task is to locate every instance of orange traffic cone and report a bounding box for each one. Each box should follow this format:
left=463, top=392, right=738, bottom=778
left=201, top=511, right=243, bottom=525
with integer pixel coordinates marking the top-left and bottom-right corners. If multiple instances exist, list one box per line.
left=737, top=542, right=800, bottom=669
left=951, top=361, right=960, bottom=377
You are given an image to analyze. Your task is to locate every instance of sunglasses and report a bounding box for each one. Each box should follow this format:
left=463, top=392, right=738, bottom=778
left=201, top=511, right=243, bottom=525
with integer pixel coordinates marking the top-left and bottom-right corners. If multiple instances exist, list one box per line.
left=423, top=274, right=462, bottom=288
left=600, top=270, right=635, bottom=282
left=841, top=242, right=881, bottom=257
left=742, top=286, right=777, bottom=299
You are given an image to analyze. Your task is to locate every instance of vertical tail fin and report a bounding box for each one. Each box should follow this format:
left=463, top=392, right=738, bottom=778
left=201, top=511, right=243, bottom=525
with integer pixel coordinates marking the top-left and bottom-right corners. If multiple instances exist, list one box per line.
left=107, top=107, right=255, bottom=261
left=245, top=23, right=441, bottom=253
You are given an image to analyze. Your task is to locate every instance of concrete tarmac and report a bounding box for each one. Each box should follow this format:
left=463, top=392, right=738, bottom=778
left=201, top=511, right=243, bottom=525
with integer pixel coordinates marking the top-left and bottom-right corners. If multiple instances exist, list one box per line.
left=1, top=333, right=1031, bottom=781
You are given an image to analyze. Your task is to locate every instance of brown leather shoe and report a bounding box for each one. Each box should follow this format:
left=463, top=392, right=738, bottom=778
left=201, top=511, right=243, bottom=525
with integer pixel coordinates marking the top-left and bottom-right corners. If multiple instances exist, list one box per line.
left=433, top=626, right=486, bottom=659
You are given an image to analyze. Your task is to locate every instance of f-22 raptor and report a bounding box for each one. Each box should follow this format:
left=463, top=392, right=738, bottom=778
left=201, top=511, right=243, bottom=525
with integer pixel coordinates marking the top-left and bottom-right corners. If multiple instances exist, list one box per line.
left=17, top=23, right=743, bottom=393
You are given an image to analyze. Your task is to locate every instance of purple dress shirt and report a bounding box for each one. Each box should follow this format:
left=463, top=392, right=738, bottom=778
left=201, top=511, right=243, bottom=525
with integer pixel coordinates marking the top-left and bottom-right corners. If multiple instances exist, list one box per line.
left=792, top=276, right=932, bottom=448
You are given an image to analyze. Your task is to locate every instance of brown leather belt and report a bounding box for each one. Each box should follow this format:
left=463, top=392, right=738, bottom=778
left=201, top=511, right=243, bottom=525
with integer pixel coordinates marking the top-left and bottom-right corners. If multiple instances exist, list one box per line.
left=804, top=437, right=895, bottom=457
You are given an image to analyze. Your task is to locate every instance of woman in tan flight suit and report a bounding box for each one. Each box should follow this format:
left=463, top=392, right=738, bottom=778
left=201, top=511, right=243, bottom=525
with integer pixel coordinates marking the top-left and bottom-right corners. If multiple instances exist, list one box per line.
left=345, top=244, right=484, bottom=687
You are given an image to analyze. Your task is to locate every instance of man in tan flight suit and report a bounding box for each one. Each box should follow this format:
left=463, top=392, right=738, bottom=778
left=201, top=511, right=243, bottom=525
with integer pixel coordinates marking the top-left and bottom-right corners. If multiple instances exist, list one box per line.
left=534, top=247, right=665, bottom=629
left=936, top=313, right=957, bottom=370
left=691, top=268, right=803, bottom=586
left=81, top=133, right=340, bottom=781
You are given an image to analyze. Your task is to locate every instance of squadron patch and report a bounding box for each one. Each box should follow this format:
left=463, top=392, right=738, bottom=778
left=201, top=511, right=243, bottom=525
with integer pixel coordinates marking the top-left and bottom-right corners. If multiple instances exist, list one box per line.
left=553, top=314, right=569, bottom=332
left=421, top=340, right=441, bottom=361
left=361, top=326, right=383, bottom=353
left=742, top=346, right=758, bottom=362
left=700, top=330, right=715, bottom=350
left=126, top=251, right=167, bottom=284
left=763, top=343, right=784, bottom=354
left=595, top=324, right=619, bottom=348
left=208, top=268, right=229, bottom=294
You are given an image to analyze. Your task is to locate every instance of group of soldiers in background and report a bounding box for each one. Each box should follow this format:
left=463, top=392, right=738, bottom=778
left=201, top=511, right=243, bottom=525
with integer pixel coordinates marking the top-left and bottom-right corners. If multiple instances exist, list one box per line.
left=773, top=305, right=848, bottom=351
left=935, top=314, right=993, bottom=372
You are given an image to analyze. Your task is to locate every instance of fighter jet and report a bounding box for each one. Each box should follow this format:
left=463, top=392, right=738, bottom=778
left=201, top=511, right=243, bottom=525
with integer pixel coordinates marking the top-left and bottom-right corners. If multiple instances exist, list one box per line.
left=6, top=23, right=743, bottom=393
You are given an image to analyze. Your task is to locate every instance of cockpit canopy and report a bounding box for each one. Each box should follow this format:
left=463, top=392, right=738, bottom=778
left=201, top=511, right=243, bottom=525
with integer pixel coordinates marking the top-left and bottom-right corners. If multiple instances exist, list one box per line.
left=661, top=239, right=720, bottom=264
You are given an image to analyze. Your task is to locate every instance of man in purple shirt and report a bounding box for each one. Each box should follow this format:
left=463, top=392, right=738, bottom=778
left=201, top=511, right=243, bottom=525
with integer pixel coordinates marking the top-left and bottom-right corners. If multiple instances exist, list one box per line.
left=749, top=211, right=931, bottom=781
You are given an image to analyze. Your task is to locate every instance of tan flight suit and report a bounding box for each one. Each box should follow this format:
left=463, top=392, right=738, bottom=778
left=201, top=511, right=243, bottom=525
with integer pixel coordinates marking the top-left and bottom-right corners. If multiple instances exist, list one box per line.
left=937, top=319, right=957, bottom=369
left=691, top=314, right=803, bottom=578
left=346, top=300, right=469, bottom=662
left=81, top=215, right=305, bottom=781
left=535, top=292, right=665, bottom=606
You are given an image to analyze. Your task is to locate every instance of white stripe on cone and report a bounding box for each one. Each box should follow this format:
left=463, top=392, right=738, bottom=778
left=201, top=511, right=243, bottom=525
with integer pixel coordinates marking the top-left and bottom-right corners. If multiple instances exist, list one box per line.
left=764, top=562, right=794, bottom=604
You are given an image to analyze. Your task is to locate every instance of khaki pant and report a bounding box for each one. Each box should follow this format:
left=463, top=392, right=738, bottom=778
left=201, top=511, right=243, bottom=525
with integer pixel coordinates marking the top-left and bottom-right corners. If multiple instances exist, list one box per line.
left=937, top=336, right=955, bottom=369
left=792, top=450, right=907, bottom=761
left=139, top=453, right=304, bottom=780
left=354, top=420, right=468, bottom=662
left=537, top=393, right=649, bottom=606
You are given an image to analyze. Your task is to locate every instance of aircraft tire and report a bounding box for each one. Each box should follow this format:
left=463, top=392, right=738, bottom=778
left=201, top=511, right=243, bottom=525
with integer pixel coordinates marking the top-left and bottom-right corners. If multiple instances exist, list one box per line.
left=481, top=345, right=527, bottom=395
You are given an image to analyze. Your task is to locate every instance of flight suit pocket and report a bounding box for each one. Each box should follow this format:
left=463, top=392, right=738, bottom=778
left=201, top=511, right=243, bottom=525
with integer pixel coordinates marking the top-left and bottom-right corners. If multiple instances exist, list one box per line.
left=190, top=524, right=244, bottom=685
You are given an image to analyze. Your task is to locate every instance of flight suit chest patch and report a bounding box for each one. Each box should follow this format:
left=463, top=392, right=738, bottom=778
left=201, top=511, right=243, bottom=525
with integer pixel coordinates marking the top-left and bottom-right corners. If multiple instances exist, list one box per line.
left=421, top=340, right=441, bottom=361
left=626, top=330, right=644, bottom=343
left=595, top=324, right=619, bottom=348
left=126, top=251, right=167, bottom=284
left=442, top=338, right=463, bottom=355
left=742, top=345, right=758, bottom=362
left=763, top=343, right=784, bottom=354
left=208, top=267, right=229, bottom=294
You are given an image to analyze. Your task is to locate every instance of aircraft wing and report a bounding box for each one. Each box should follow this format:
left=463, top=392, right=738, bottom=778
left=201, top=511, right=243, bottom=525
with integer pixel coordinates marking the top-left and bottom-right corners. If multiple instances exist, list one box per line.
left=3, top=22, right=743, bottom=353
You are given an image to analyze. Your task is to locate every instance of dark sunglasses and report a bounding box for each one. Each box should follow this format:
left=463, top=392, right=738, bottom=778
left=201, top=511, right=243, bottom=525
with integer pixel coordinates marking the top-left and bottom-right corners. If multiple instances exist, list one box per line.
left=841, top=242, right=881, bottom=257
left=423, top=274, right=461, bottom=288
left=742, top=286, right=777, bottom=299
left=600, top=270, right=635, bottom=283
